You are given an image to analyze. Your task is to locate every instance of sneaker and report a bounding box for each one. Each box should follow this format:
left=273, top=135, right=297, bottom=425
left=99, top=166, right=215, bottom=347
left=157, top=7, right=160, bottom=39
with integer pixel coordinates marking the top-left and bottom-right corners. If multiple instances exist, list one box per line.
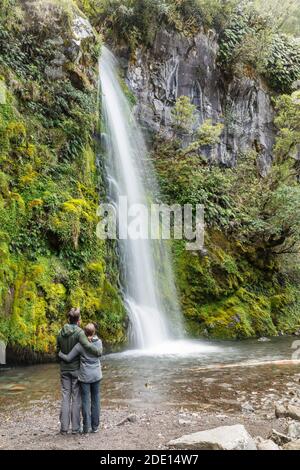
left=60, top=430, right=68, bottom=436
left=72, top=430, right=81, bottom=435
left=92, top=428, right=99, bottom=433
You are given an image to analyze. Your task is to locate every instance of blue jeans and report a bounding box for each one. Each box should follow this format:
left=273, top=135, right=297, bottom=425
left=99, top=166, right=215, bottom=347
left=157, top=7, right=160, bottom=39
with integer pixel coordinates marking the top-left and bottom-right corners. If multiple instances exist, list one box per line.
left=80, top=380, right=101, bottom=432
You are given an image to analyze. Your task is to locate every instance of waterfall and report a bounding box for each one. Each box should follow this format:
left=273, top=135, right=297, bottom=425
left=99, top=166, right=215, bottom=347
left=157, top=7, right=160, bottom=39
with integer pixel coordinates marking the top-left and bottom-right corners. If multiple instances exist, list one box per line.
left=99, top=46, right=183, bottom=350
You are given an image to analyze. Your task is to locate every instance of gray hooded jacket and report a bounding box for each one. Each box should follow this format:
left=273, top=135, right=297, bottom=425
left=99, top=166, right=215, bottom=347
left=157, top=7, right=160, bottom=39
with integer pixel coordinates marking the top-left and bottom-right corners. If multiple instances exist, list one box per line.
left=59, top=336, right=103, bottom=383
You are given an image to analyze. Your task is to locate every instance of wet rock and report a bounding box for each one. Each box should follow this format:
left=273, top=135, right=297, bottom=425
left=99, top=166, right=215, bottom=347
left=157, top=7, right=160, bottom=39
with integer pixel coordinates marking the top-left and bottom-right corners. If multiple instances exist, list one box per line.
left=283, top=439, right=300, bottom=450
left=212, top=398, right=239, bottom=407
left=120, top=28, right=275, bottom=174
left=258, top=337, right=271, bottom=342
left=168, top=425, right=257, bottom=450
left=255, top=437, right=280, bottom=450
left=269, top=429, right=290, bottom=445
left=287, top=421, right=300, bottom=440
left=72, top=16, right=94, bottom=43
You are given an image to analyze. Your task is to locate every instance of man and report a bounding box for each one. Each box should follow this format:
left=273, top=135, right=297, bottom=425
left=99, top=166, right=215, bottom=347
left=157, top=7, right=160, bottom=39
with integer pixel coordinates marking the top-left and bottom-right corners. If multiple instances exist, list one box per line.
left=56, top=308, right=102, bottom=435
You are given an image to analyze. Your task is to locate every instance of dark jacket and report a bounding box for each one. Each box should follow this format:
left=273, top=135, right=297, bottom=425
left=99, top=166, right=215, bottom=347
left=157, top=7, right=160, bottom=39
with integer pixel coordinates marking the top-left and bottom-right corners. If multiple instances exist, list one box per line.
left=59, top=336, right=103, bottom=383
left=56, top=324, right=101, bottom=372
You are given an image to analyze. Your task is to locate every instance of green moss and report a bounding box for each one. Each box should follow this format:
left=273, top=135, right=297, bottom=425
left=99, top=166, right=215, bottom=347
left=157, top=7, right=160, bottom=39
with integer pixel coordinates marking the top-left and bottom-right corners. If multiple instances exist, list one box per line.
left=173, top=230, right=300, bottom=339
left=0, top=0, right=127, bottom=355
left=195, top=288, right=277, bottom=339
left=118, top=75, right=137, bottom=107
left=98, top=280, right=127, bottom=346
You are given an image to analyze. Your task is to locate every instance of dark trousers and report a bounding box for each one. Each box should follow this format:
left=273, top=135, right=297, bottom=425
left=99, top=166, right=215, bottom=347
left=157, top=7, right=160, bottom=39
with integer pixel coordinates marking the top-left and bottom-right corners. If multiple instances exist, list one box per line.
left=80, top=380, right=101, bottom=432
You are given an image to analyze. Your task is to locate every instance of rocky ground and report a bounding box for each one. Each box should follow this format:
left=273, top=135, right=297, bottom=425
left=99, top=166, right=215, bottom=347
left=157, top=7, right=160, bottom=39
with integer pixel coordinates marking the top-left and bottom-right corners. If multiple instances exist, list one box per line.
left=0, top=404, right=288, bottom=450
left=0, top=388, right=300, bottom=450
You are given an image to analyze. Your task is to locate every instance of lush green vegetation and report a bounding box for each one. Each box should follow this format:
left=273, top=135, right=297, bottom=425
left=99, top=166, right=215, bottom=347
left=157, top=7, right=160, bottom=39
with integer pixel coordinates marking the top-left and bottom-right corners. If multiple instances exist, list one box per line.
left=76, top=0, right=240, bottom=48
left=78, top=0, right=300, bottom=93
left=152, top=90, right=300, bottom=338
left=76, top=0, right=300, bottom=94
left=0, top=0, right=126, bottom=354
left=218, top=4, right=300, bottom=92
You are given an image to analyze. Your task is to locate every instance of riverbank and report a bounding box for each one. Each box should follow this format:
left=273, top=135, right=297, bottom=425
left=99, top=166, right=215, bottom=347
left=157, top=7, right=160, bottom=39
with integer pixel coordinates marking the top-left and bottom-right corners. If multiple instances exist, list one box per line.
left=1, top=357, right=300, bottom=449
left=0, top=400, right=291, bottom=450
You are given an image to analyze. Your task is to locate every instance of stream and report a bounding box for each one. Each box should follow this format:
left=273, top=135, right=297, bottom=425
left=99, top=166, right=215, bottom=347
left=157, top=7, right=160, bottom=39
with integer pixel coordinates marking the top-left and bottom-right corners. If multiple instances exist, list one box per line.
left=1, top=337, right=299, bottom=414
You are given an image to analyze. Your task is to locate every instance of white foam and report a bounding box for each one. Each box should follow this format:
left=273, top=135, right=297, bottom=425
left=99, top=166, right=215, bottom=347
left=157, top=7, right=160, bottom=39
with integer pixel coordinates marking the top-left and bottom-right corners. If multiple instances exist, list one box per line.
left=109, top=339, right=222, bottom=359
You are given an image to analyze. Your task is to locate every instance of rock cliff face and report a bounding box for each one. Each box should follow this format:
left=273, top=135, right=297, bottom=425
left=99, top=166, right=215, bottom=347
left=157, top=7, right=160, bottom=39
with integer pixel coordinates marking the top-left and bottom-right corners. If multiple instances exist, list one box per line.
left=118, top=28, right=275, bottom=174
left=22, top=1, right=97, bottom=88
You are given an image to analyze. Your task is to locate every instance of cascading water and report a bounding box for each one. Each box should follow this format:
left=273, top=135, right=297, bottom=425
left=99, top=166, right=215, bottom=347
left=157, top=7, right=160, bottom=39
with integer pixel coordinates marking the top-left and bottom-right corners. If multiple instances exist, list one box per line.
left=99, top=46, right=183, bottom=350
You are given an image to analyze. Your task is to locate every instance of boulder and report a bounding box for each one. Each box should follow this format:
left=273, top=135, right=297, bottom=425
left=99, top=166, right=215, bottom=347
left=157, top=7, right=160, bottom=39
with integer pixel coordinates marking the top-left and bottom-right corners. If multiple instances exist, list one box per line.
left=168, top=425, right=257, bottom=450
left=286, top=405, right=300, bottom=421
left=72, top=16, right=94, bottom=43
left=269, top=429, right=290, bottom=445
left=22, top=3, right=96, bottom=84
left=287, top=421, right=300, bottom=440
left=256, top=437, right=280, bottom=451
left=274, top=403, right=300, bottom=421
left=283, top=439, right=300, bottom=450
left=275, top=403, right=288, bottom=419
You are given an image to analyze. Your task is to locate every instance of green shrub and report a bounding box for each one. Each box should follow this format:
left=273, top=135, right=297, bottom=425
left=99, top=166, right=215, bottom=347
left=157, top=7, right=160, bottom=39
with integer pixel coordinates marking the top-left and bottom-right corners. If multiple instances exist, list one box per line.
left=218, top=8, right=300, bottom=92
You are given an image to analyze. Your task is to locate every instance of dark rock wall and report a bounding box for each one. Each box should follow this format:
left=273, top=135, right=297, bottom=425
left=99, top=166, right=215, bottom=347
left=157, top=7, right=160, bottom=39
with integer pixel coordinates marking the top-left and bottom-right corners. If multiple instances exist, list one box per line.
left=118, top=28, right=275, bottom=174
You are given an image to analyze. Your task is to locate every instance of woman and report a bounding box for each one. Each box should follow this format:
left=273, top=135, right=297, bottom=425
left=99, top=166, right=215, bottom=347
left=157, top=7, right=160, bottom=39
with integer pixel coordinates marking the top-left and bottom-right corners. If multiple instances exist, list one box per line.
left=59, top=323, right=102, bottom=434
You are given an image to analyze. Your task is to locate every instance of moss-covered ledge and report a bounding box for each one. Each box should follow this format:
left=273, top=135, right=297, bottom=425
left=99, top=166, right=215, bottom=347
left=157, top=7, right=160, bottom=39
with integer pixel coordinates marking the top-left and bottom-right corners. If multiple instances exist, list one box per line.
left=174, top=231, right=300, bottom=340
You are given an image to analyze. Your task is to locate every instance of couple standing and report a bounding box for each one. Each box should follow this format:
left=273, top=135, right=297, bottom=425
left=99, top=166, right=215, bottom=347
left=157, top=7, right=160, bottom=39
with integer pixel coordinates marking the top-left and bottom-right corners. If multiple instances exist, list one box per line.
left=56, top=308, right=103, bottom=435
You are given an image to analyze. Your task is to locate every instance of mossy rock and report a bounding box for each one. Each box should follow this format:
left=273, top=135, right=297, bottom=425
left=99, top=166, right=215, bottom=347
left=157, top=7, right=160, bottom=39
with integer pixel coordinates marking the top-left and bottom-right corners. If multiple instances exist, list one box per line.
left=173, top=230, right=300, bottom=339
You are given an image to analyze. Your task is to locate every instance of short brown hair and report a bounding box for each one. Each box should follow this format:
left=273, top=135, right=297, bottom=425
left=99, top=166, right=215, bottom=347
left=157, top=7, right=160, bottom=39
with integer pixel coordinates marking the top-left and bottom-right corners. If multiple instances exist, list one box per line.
left=84, top=323, right=96, bottom=337
left=68, top=307, right=81, bottom=324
